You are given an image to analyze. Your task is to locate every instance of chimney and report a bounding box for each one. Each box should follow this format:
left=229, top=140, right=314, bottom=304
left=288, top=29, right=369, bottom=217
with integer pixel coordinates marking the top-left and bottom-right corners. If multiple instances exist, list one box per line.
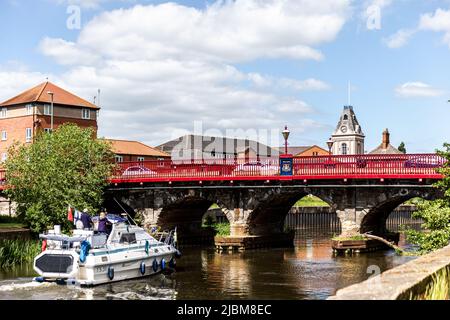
left=382, top=128, right=390, bottom=149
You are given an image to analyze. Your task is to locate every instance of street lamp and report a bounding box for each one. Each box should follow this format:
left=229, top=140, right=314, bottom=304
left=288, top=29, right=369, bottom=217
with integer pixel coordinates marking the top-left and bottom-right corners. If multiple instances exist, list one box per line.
left=282, top=125, right=290, bottom=155
left=47, top=91, right=54, bottom=132
left=326, top=138, right=334, bottom=155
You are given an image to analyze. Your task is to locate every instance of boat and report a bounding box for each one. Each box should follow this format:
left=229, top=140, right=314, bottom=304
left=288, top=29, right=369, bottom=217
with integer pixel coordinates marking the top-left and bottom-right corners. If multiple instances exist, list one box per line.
left=32, top=214, right=181, bottom=286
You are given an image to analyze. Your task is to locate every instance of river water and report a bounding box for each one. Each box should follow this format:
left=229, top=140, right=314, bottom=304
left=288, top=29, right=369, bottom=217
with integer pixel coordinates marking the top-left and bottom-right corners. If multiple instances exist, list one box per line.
left=0, top=223, right=417, bottom=300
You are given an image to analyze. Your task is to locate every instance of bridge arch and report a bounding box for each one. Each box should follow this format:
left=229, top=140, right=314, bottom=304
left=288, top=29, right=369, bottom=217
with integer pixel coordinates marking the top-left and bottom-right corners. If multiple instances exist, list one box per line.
left=244, top=189, right=334, bottom=235
left=360, top=188, right=439, bottom=236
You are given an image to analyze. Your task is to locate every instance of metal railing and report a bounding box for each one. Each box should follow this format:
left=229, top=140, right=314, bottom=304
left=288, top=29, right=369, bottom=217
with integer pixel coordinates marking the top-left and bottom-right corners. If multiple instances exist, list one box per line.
left=109, top=153, right=445, bottom=183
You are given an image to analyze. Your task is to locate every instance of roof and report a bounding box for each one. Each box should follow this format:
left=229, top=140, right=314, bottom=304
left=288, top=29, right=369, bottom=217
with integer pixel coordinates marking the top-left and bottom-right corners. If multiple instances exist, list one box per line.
left=0, top=82, right=99, bottom=109
left=157, top=134, right=279, bottom=158
left=332, top=105, right=365, bottom=137
left=105, top=139, right=170, bottom=157
left=275, top=145, right=329, bottom=156
left=369, top=144, right=403, bottom=155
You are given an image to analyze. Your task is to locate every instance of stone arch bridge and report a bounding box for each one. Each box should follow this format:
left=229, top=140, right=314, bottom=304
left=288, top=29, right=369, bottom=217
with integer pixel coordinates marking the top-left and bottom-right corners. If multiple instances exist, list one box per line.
left=106, top=179, right=441, bottom=240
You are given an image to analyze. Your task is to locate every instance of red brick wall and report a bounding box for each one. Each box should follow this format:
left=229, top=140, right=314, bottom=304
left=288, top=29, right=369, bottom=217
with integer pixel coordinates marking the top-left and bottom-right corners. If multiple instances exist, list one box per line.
left=0, top=115, right=34, bottom=155
left=0, top=114, right=98, bottom=157
left=36, top=115, right=98, bottom=136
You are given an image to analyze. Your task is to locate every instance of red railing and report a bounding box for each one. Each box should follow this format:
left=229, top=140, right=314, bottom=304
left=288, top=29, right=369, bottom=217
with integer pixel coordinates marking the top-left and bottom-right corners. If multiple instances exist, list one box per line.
left=109, top=153, right=445, bottom=183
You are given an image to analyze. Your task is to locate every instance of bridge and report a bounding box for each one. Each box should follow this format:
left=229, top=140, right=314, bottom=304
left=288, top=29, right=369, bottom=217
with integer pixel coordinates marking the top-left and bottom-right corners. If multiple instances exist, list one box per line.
left=105, top=153, right=445, bottom=241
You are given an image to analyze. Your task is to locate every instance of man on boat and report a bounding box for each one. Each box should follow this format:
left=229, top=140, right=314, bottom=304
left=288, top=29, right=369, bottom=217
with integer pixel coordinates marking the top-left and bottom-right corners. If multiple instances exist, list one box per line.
left=98, top=211, right=112, bottom=235
left=81, top=208, right=93, bottom=230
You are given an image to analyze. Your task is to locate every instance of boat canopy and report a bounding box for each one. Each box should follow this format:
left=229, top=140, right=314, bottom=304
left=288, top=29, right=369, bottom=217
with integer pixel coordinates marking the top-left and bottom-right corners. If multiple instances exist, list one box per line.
left=92, top=214, right=128, bottom=224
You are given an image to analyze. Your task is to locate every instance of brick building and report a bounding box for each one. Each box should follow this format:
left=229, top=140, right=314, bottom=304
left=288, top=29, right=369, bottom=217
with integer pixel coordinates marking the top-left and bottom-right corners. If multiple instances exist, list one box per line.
left=275, top=145, right=330, bottom=157
left=106, top=139, right=170, bottom=162
left=0, top=81, right=99, bottom=160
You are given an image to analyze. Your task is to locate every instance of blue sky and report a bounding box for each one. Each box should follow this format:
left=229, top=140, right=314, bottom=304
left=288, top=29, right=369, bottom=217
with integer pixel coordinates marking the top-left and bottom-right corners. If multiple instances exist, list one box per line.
left=1, top=0, right=450, bottom=153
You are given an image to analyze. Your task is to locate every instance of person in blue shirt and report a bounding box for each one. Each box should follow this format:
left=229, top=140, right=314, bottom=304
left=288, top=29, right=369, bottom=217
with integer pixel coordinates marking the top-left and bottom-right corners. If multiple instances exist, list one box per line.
left=97, top=211, right=111, bottom=235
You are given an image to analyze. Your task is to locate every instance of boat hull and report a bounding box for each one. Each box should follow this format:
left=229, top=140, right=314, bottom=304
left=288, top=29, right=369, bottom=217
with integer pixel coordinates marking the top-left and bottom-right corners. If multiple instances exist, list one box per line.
left=34, top=244, right=178, bottom=286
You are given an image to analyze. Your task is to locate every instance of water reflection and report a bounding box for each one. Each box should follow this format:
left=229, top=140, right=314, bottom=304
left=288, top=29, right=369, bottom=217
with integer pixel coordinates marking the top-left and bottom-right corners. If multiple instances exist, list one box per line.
left=0, top=213, right=420, bottom=300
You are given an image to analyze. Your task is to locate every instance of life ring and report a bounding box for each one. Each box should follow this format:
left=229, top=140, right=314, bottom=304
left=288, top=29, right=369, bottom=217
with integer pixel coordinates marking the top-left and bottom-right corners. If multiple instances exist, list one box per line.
left=161, top=258, right=166, bottom=271
left=140, top=262, right=146, bottom=275
left=152, top=259, right=158, bottom=272
left=169, top=258, right=176, bottom=268
left=107, top=266, right=114, bottom=280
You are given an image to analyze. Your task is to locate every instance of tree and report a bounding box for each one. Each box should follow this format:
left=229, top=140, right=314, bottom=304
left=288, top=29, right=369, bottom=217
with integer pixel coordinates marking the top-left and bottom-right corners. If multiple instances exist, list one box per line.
left=406, top=143, right=450, bottom=254
left=4, top=124, right=116, bottom=233
left=398, top=142, right=406, bottom=154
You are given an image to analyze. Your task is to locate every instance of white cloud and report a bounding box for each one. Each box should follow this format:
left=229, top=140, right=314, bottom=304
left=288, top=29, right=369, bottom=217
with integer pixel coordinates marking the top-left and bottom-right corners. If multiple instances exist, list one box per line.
left=45, top=1, right=350, bottom=64
left=395, top=82, right=444, bottom=98
left=383, top=28, right=416, bottom=48
left=387, top=8, right=450, bottom=49
left=7, top=1, right=351, bottom=146
left=248, top=74, right=330, bottom=91
left=39, top=38, right=100, bottom=65
left=419, top=8, right=450, bottom=47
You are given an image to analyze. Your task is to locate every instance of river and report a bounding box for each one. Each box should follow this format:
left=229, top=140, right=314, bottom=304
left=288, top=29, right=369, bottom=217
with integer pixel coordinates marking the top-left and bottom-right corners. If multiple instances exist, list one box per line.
left=0, top=221, right=417, bottom=300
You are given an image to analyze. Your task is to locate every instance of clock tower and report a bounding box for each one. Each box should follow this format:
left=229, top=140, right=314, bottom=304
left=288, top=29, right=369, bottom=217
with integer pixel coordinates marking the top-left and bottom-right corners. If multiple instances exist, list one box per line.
left=330, top=106, right=365, bottom=155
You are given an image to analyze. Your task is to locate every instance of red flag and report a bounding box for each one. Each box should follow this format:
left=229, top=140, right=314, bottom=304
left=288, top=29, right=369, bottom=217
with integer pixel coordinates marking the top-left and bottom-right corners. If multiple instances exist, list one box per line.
left=67, top=205, right=73, bottom=222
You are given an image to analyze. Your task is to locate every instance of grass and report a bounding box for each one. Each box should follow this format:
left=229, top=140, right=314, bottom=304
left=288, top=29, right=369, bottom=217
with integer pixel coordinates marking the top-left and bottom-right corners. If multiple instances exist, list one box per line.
left=294, top=196, right=329, bottom=207
left=0, top=216, right=26, bottom=230
left=0, top=223, right=26, bottom=229
left=0, top=239, right=41, bottom=268
left=411, top=268, right=450, bottom=300
left=332, top=234, right=367, bottom=241
left=213, top=222, right=230, bottom=236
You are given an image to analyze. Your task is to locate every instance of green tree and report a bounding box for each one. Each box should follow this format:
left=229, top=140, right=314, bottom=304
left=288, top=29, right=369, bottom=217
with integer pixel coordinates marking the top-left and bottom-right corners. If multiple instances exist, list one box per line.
left=398, top=142, right=406, bottom=154
left=4, top=124, right=116, bottom=233
left=406, top=143, right=450, bottom=253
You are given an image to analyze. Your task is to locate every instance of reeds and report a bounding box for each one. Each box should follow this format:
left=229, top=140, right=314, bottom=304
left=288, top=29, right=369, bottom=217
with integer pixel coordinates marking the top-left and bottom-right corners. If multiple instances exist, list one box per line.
left=410, top=267, right=450, bottom=300
left=0, top=239, right=41, bottom=268
left=422, top=268, right=450, bottom=300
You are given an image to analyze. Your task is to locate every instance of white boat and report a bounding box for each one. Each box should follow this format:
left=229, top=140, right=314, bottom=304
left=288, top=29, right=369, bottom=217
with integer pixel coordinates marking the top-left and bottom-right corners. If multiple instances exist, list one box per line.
left=32, top=214, right=181, bottom=286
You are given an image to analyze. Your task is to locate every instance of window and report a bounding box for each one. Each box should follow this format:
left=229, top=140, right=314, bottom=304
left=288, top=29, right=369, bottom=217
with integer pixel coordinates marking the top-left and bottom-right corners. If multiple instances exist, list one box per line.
left=0, top=108, right=7, bottom=118
left=44, top=128, right=52, bottom=134
left=312, top=151, right=318, bottom=156
left=82, top=108, right=90, bottom=119
left=115, top=155, right=123, bottom=162
left=1, top=131, right=6, bottom=141
left=343, top=114, right=348, bottom=120
left=26, top=104, right=33, bottom=115
left=341, top=143, right=347, bottom=155
left=1, top=153, right=6, bottom=162
left=26, top=128, right=32, bottom=142
left=137, top=157, right=145, bottom=162
left=43, top=104, right=51, bottom=115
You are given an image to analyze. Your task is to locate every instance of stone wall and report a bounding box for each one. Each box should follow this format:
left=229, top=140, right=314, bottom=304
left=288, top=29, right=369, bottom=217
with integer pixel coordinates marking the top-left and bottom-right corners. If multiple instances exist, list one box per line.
left=329, top=244, right=450, bottom=300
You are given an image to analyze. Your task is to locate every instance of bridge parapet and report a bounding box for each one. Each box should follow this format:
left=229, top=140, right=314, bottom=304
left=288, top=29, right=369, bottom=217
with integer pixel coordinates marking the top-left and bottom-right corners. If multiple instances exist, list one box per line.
left=109, top=153, right=444, bottom=184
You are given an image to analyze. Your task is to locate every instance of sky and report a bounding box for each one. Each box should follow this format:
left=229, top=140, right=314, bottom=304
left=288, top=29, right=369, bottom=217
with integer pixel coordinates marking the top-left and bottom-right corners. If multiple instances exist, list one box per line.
left=1, top=0, right=450, bottom=152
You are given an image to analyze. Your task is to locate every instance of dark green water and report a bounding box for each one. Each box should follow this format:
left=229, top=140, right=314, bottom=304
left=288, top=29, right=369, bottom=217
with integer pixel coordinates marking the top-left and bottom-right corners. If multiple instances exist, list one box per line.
left=0, top=229, right=416, bottom=300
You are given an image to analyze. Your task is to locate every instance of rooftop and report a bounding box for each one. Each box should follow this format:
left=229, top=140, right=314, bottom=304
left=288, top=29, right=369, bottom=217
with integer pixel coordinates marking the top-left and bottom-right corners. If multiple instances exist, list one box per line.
left=0, top=81, right=99, bottom=109
left=105, top=139, right=170, bottom=158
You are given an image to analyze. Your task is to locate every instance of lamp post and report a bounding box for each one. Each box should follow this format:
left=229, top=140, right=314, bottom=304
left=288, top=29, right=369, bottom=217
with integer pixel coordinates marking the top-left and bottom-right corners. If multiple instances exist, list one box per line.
left=47, top=91, right=54, bottom=132
left=282, top=125, right=290, bottom=155
left=326, top=138, right=334, bottom=155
